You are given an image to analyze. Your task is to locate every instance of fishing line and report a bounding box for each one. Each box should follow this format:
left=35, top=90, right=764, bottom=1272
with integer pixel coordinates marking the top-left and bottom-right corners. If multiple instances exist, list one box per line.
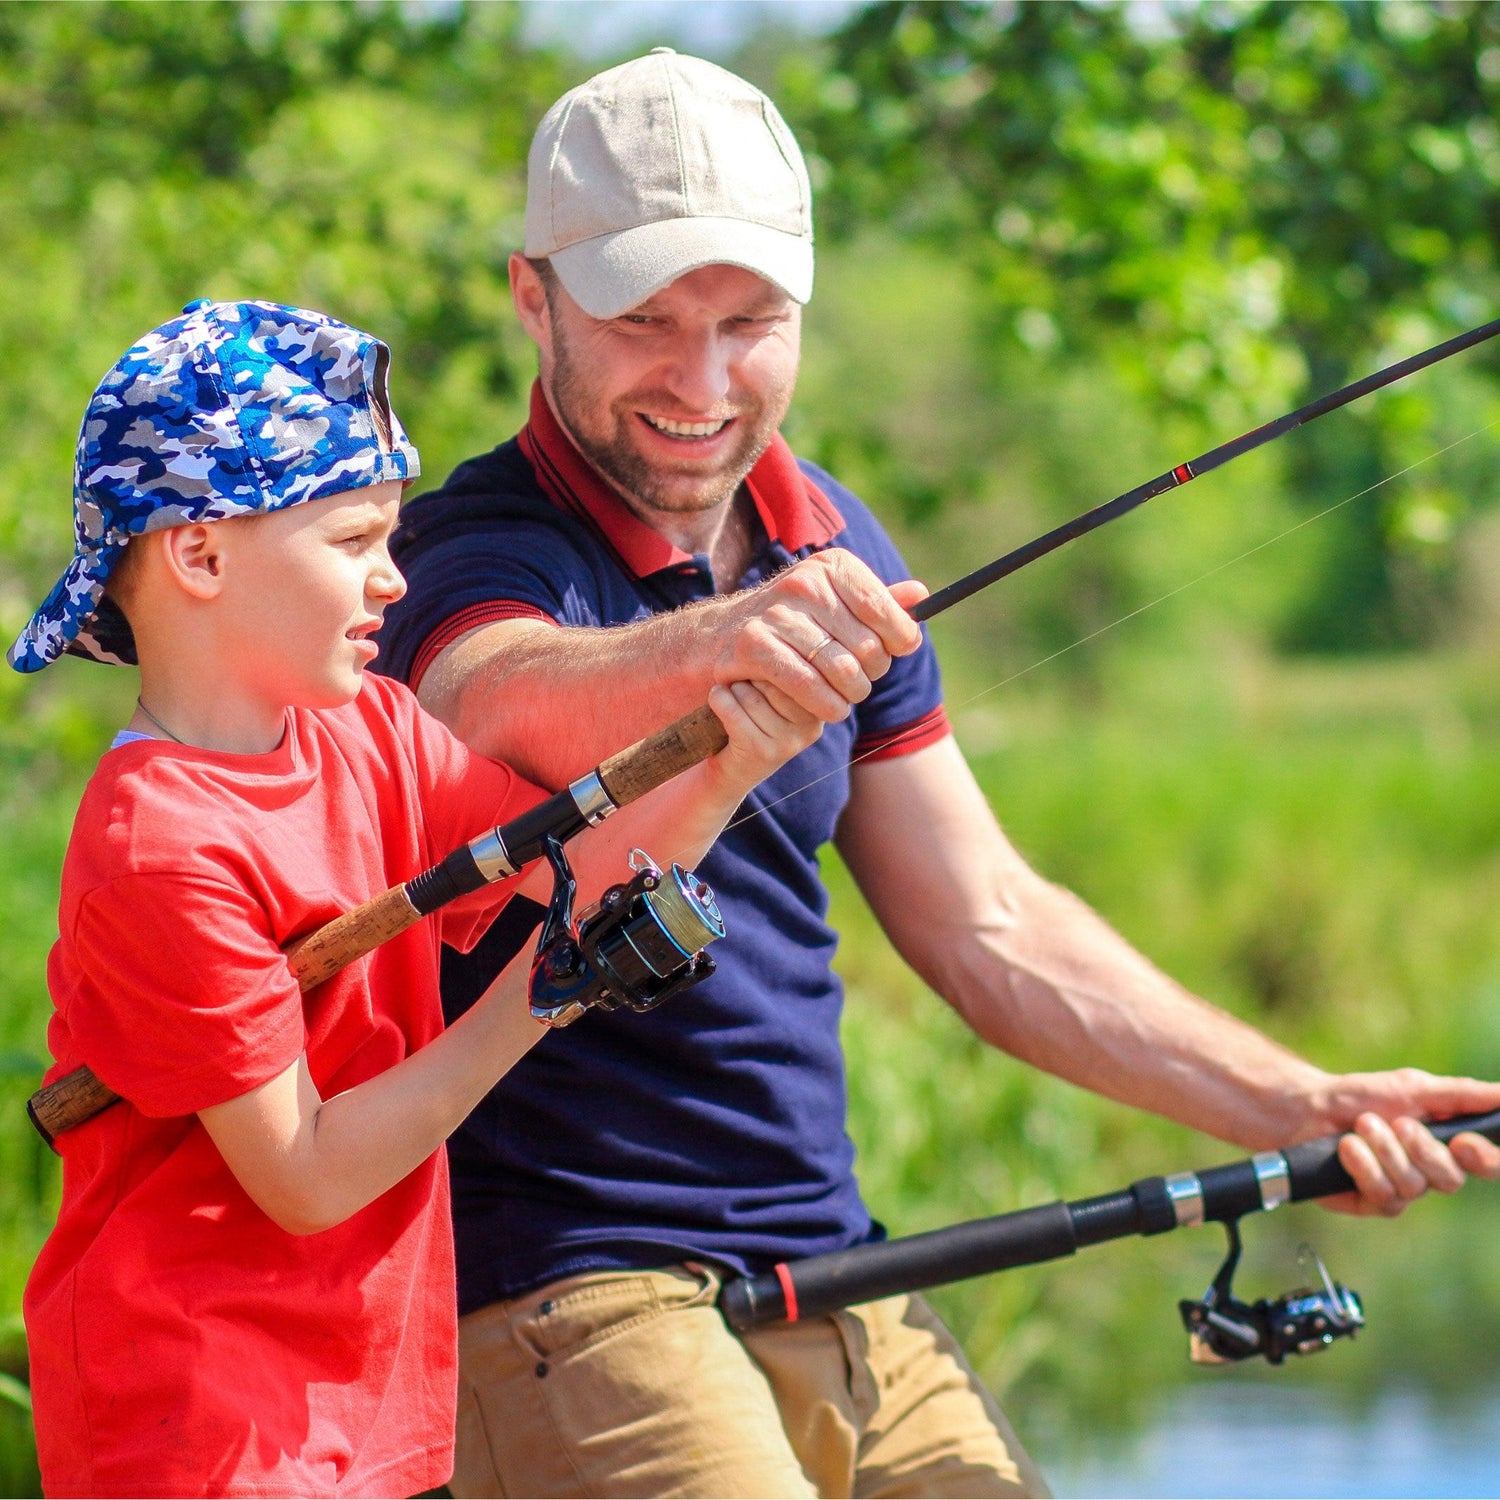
left=726, top=418, right=1498, bottom=835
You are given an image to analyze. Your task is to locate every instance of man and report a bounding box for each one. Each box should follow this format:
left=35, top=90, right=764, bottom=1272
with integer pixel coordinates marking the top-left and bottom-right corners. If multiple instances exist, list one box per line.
left=377, top=49, right=1500, bottom=1499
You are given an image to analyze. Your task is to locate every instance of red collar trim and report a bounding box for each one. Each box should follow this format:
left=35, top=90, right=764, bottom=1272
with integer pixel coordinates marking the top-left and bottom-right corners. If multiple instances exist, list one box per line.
left=518, top=383, right=844, bottom=579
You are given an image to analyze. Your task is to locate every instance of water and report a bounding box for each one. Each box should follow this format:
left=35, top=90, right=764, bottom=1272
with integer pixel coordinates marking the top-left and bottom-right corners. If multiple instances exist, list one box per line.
left=1048, top=1380, right=1500, bottom=1498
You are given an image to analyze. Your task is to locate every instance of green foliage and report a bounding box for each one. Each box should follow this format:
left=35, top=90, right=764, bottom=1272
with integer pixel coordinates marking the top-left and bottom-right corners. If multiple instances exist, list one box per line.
left=790, top=0, right=1500, bottom=649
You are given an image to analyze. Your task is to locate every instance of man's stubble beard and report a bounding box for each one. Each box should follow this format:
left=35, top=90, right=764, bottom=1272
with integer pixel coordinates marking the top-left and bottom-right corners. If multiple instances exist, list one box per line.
left=548, top=322, right=794, bottom=521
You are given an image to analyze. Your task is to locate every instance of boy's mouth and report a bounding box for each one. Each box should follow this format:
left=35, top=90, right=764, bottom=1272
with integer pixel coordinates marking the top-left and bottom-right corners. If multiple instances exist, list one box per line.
left=346, top=620, right=382, bottom=658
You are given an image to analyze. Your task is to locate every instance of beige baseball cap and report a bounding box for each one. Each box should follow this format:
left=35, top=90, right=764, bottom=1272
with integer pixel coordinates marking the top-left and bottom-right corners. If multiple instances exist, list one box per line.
left=524, top=48, right=814, bottom=319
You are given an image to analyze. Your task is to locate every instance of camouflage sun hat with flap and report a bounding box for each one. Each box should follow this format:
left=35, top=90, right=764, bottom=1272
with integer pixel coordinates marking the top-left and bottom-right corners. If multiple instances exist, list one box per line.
left=8, top=298, right=419, bottom=673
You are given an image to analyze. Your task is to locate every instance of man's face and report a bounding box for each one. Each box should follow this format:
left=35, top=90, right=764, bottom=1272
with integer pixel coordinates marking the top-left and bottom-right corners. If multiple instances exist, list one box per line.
left=531, top=263, right=801, bottom=522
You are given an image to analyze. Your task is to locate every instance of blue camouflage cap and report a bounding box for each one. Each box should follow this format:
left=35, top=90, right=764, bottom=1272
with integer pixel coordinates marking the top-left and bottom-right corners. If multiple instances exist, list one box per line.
left=8, top=298, right=420, bottom=673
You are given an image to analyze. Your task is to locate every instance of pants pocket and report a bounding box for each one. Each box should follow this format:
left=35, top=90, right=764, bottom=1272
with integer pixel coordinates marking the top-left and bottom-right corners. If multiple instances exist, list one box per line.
left=517, top=1264, right=721, bottom=1366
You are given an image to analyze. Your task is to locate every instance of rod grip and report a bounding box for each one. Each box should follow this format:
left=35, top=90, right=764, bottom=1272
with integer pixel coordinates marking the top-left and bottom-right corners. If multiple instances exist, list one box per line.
left=1283, top=1106, right=1500, bottom=1203
left=597, top=703, right=728, bottom=808
left=721, top=1202, right=1077, bottom=1333
left=27, top=883, right=425, bottom=1142
left=26, top=1065, right=120, bottom=1149
left=286, top=883, right=422, bottom=990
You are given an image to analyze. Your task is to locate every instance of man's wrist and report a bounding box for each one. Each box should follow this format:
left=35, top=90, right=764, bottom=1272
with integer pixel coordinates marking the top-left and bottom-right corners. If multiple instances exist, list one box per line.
left=1254, top=1065, right=1346, bottom=1145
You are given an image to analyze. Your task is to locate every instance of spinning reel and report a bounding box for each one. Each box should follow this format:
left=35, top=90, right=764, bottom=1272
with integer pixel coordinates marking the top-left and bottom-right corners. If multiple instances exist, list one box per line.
left=529, top=836, right=726, bottom=1028
left=1179, top=1219, right=1364, bottom=1366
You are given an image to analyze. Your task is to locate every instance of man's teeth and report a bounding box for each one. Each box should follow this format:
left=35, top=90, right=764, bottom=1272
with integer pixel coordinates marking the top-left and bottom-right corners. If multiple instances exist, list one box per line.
left=644, top=414, right=729, bottom=438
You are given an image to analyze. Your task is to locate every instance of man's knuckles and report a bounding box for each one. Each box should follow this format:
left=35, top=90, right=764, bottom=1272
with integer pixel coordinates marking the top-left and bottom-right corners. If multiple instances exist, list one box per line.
left=848, top=633, right=891, bottom=678
left=788, top=551, right=918, bottom=647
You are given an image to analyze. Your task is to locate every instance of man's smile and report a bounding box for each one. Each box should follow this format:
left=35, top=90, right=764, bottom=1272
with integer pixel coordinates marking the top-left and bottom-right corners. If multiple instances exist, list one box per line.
left=638, top=413, right=734, bottom=441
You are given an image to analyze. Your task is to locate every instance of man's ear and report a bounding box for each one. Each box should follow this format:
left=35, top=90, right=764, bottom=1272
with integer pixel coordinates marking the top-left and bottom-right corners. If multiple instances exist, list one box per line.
left=509, top=252, right=552, bottom=353
left=159, top=522, right=230, bottom=601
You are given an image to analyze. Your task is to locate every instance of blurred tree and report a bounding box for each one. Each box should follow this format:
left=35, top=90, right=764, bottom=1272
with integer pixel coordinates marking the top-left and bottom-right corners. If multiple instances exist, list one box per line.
left=0, top=0, right=571, bottom=643
left=784, top=0, right=1500, bottom=650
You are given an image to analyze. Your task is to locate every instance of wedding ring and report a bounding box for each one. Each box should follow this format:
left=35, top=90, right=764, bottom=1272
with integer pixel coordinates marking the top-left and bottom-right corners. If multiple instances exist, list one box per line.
left=804, top=632, right=835, bottom=662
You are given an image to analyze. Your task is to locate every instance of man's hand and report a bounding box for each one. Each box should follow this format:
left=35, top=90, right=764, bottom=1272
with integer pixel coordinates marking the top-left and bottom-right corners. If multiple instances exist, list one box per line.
left=710, top=549, right=928, bottom=725
left=1311, top=1070, right=1500, bottom=1217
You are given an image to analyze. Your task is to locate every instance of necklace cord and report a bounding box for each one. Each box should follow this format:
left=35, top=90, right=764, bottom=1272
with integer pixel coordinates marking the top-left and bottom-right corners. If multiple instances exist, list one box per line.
left=135, top=696, right=187, bottom=745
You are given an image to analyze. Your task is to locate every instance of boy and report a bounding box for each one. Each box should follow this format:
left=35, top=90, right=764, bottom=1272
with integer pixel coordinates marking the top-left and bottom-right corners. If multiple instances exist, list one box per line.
left=10, top=299, right=822, bottom=1497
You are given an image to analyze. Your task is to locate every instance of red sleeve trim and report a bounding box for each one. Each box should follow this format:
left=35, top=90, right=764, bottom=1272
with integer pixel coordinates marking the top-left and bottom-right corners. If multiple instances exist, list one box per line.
left=853, top=705, right=953, bottom=763
left=408, top=602, right=557, bottom=694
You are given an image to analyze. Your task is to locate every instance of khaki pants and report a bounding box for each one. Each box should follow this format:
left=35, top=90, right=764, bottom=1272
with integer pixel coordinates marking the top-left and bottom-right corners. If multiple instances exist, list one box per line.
left=451, top=1263, right=1049, bottom=1499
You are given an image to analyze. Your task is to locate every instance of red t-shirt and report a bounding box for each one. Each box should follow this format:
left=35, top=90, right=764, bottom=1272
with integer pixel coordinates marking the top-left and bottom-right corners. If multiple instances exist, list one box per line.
left=25, top=672, right=544, bottom=1498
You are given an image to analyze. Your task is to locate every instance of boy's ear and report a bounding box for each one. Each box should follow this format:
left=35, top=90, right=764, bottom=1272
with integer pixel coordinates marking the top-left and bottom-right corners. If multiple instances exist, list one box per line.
left=159, top=523, right=229, bottom=600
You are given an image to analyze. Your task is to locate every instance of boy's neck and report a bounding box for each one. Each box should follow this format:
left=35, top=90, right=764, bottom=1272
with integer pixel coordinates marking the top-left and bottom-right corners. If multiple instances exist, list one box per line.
left=132, top=671, right=288, bottom=755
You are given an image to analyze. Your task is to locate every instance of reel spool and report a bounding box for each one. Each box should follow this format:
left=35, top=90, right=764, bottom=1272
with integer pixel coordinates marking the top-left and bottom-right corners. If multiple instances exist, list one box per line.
left=1179, top=1221, right=1364, bottom=1366
left=529, top=837, right=725, bottom=1028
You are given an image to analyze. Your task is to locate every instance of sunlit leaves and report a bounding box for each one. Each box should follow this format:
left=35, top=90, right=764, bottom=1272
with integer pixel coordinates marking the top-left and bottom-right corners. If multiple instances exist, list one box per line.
left=792, top=0, right=1500, bottom=647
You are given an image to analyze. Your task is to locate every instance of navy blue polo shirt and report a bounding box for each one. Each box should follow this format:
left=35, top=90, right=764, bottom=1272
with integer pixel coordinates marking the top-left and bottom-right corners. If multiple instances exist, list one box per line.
left=377, top=385, right=950, bottom=1311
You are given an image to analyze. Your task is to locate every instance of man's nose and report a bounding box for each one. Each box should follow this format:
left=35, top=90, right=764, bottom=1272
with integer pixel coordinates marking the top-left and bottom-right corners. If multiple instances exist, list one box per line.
left=658, top=328, right=733, bottom=411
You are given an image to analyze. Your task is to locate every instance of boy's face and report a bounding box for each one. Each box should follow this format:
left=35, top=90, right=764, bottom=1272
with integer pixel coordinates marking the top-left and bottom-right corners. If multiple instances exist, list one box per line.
left=219, top=482, right=406, bottom=710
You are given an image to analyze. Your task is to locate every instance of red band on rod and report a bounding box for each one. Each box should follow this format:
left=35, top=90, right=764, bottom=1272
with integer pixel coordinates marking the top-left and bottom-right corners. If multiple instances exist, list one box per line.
left=1173, top=463, right=1194, bottom=484
left=774, top=1262, right=800, bottom=1323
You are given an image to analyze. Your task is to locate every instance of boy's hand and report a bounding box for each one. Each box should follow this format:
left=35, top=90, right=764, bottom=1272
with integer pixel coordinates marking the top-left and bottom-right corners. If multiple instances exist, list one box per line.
left=706, top=679, right=824, bottom=793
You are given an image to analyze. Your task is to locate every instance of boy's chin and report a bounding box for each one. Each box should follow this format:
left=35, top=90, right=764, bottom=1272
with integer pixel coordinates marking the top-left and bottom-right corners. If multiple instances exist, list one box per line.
left=285, top=667, right=369, bottom=712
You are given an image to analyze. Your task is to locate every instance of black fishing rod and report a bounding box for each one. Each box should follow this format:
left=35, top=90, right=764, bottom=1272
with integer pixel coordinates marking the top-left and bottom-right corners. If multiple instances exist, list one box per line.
left=911, top=314, right=1500, bottom=621
left=28, top=711, right=729, bottom=1143
left=719, top=1108, right=1500, bottom=1366
left=570, top=314, right=1500, bottom=770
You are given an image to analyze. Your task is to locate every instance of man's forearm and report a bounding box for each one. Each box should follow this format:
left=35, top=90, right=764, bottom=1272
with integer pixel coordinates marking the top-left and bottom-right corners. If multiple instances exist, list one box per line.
left=842, top=741, right=1500, bottom=1212
left=933, top=873, right=1334, bottom=1150
left=420, top=607, right=728, bottom=788
left=839, top=741, right=1335, bottom=1152
left=415, top=548, right=927, bottom=790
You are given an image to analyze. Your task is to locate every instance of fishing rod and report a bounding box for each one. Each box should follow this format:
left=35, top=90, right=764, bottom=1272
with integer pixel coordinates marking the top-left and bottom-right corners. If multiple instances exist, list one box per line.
left=514, top=315, right=1500, bottom=774
left=27, top=711, right=729, bottom=1144
left=720, top=1107, right=1500, bottom=1366
left=912, top=314, right=1500, bottom=621
left=30, top=315, right=1500, bottom=1142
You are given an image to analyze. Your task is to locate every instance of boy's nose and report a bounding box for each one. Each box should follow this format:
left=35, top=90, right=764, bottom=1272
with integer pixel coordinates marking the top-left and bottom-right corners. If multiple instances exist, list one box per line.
left=371, top=554, right=407, bottom=604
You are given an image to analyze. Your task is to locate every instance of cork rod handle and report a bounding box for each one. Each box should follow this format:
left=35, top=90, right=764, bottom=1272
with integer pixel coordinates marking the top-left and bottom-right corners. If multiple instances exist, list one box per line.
left=597, top=703, right=729, bottom=807
left=28, top=702, right=731, bottom=1144
left=286, top=885, right=422, bottom=990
